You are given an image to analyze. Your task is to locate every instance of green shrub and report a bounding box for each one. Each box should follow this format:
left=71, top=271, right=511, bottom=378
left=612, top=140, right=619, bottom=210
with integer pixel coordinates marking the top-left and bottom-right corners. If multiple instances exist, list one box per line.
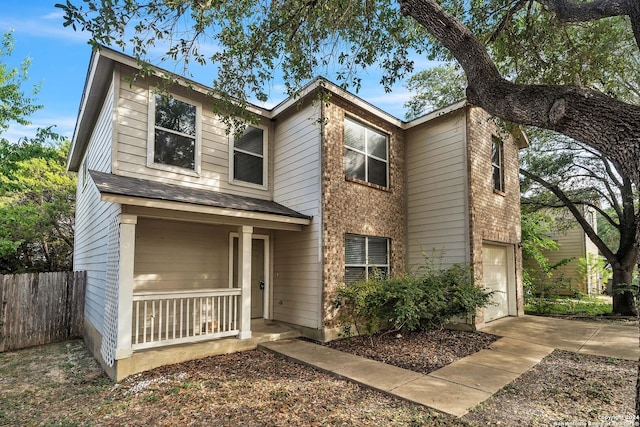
left=333, top=278, right=386, bottom=336
left=334, top=261, right=493, bottom=336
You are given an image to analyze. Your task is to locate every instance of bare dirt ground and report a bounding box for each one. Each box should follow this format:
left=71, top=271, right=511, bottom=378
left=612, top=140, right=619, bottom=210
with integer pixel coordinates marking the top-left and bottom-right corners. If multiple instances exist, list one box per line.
left=0, top=324, right=636, bottom=426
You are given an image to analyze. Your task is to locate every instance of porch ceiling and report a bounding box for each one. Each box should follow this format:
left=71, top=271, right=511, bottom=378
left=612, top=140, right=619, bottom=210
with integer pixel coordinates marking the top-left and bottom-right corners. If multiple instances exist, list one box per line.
left=89, top=171, right=312, bottom=229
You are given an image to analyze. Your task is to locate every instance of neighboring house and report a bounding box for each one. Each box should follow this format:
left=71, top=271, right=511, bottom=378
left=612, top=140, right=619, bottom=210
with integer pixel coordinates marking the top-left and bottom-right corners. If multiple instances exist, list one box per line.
left=68, top=47, right=527, bottom=381
left=543, top=207, right=601, bottom=295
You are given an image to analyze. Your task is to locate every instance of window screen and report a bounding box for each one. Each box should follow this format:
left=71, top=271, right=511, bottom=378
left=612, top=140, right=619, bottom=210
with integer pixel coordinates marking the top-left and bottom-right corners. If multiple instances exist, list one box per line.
left=344, top=234, right=389, bottom=284
left=233, top=126, right=265, bottom=185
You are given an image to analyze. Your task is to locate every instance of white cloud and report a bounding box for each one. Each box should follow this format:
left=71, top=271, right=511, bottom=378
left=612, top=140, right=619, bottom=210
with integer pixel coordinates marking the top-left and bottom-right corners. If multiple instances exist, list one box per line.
left=0, top=15, right=90, bottom=43
left=42, top=11, right=65, bottom=21
left=2, top=114, right=77, bottom=144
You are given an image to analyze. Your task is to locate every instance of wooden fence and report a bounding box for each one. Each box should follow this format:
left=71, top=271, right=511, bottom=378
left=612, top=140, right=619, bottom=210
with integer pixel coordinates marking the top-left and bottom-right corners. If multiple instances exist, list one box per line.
left=0, top=271, right=86, bottom=352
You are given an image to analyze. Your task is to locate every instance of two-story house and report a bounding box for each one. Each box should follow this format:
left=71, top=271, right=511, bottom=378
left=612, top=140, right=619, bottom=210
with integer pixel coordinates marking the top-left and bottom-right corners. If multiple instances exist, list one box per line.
left=539, top=206, right=602, bottom=296
left=68, top=47, right=527, bottom=381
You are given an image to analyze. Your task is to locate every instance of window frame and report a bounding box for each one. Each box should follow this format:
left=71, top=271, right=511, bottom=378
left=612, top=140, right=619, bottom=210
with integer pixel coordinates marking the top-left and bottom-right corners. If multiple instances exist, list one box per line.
left=228, top=123, right=269, bottom=190
left=344, top=234, right=390, bottom=284
left=491, top=136, right=504, bottom=192
left=81, top=158, right=88, bottom=189
left=344, top=116, right=389, bottom=188
left=147, top=90, right=202, bottom=176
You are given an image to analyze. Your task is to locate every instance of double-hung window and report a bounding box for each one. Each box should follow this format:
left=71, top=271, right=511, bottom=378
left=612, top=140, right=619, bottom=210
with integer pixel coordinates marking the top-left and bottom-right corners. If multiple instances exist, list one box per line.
left=231, top=125, right=267, bottom=187
left=344, top=118, right=388, bottom=187
left=148, top=93, right=200, bottom=173
left=491, top=136, right=504, bottom=192
left=344, top=234, right=390, bottom=284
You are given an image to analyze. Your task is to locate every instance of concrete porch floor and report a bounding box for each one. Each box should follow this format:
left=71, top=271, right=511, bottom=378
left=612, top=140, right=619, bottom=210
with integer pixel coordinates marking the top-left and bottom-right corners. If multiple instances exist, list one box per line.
left=115, top=319, right=300, bottom=381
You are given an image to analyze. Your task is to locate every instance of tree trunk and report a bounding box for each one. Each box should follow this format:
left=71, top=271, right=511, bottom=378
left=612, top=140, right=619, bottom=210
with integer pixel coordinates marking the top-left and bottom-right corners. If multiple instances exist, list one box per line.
left=399, top=0, right=640, bottom=190
left=611, top=263, right=636, bottom=315
left=636, top=277, right=640, bottom=418
left=635, top=224, right=640, bottom=418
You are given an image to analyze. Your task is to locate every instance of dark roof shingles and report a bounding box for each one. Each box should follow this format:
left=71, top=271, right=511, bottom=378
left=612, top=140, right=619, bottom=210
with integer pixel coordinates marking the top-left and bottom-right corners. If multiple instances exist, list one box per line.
left=89, top=170, right=311, bottom=220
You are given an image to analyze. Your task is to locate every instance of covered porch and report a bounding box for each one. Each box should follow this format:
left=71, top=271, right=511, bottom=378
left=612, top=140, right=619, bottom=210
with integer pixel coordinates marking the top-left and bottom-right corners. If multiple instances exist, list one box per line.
left=89, top=171, right=311, bottom=378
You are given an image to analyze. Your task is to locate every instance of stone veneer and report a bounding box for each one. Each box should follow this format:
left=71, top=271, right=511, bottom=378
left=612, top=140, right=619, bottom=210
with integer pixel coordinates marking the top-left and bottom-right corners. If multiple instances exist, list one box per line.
left=320, top=95, right=406, bottom=329
left=465, top=107, right=525, bottom=324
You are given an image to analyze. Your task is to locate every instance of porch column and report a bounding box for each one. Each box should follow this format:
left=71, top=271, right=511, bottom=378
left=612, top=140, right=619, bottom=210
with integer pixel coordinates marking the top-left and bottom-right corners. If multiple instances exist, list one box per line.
left=116, top=214, right=137, bottom=359
left=238, top=225, right=253, bottom=339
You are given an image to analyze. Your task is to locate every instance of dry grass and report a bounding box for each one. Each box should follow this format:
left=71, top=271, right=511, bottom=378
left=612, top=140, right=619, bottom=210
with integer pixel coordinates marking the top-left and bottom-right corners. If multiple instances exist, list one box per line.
left=1, top=326, right=636, bottom=426
left=0, top=340, right=461, bottom=427
left=464, top=350, right=636, bottom=426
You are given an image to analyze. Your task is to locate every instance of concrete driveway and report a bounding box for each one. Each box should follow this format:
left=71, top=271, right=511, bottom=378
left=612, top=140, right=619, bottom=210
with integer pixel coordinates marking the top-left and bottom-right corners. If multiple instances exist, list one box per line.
left=479, top=315, right=639, bottom=361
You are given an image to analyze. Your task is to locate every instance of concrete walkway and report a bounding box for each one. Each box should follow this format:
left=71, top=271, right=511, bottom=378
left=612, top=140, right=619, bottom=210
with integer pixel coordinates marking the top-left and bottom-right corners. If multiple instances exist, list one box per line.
left=479, top=315, right=639, bottom=361
left=260, top=316, right=638, bottom=417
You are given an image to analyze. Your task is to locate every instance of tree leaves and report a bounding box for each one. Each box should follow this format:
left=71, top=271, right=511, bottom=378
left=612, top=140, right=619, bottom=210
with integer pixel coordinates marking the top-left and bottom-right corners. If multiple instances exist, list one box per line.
left=0, top=31, right=75, bottom=273
left=0, top=139, right=76, bottom=273
left=0, top=32, right=42, bottom=130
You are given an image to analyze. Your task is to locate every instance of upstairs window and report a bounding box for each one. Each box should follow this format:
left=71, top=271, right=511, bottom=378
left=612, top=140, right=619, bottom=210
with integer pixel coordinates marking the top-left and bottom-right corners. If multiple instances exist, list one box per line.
left=345, top=234, right=389, bottom=284
left=148, top=93, right=200, bottom=173
left=231, top=125, right=267, bottom=187
left=344, top=118, right=388, bottom=187
left=491, top=136, right=504, bottom=192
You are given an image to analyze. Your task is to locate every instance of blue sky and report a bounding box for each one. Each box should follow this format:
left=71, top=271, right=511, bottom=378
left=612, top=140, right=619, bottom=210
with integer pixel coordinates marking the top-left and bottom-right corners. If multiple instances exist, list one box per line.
left=2, top=1, right=427, bottom=144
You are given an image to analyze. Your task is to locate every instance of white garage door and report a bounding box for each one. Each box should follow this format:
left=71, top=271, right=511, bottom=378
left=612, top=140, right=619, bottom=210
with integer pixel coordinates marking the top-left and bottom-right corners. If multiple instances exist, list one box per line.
left=482, top=244, right=509, bottom=322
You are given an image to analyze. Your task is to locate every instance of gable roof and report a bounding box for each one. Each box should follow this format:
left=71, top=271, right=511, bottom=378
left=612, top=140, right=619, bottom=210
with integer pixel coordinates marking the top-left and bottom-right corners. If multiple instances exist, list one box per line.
left=89, top=170, right=312, bottom=224
left=68, top=46, right=527, bottom=171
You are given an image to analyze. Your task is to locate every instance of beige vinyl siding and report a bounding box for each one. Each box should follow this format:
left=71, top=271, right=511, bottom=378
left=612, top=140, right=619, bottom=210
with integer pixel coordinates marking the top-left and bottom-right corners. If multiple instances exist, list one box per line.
left=545, top=225, right=590, bottom=293
left=73, top=77, right=121, bottom=334
left=405, top=110, right=469, bottom=269
left=114, top=68, right=271, bottom=199
left=272, top=104, right=322, bottom=329
left=134, top=218, right=233, bottom=292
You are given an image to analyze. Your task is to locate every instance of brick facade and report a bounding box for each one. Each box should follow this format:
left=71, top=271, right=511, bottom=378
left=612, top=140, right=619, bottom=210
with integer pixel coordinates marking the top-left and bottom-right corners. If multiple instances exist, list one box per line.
left=320, top=96, right=406, bottom=328
left=466, top=107, right=525, bottom=324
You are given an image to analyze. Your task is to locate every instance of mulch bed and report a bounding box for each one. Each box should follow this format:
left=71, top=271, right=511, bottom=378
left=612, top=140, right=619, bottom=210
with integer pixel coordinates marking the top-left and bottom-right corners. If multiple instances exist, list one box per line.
left=321, top=328, right=500, bottom=374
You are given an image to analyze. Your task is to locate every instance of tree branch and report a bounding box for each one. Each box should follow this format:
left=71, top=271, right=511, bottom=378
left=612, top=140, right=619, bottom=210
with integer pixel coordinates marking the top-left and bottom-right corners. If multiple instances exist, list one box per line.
left=488, top=0, right=528, bottom=43
left=399, top=0, right=640, bottom=189
left=536, top=0, right=625, bottom=21
left=520, top=168, right=616, bottom=261
left=536, top=0, right=640, bottom=49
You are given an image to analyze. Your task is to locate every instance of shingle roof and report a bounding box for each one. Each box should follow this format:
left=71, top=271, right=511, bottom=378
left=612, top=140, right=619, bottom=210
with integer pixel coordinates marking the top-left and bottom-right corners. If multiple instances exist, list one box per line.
left=89, top=170, right=312, bottom=221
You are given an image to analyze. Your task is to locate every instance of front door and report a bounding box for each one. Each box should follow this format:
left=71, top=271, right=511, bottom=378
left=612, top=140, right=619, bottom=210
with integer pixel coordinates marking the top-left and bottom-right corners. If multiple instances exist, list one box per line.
left=250, top=239, right=265, bottom=318
left=231, top=235, right=269, bottom=319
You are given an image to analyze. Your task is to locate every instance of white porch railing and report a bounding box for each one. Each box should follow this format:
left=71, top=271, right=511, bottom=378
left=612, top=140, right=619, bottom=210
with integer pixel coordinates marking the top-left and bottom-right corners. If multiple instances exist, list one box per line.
left=131, top=288, right=241, bottom=351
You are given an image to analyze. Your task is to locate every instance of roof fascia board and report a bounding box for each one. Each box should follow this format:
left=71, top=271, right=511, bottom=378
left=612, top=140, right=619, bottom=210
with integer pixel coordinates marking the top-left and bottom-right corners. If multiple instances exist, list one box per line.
left=67, top=49, right=106, bottom=171
left=97, top=47, right=268, bottom=117
left=100, top=193, right=311, bottom=228
left=270, top=78, right=403, bottom=127
left=403, top=100, right=467, bottom=129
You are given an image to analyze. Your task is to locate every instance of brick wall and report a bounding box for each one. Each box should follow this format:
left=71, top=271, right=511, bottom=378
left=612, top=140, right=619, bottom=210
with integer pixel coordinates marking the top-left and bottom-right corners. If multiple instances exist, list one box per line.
left=321, top=96, right=406, bottom=328
left=466, top=107, right=524, bottom=323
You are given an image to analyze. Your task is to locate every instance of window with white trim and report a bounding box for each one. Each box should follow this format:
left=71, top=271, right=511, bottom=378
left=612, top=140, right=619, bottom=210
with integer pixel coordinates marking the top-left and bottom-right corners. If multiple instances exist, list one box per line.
left=345, top=234, right=390, bottom=284
left=491, top=136, right=504, bottom=192
left=81, top=159, right=88, bottom=188
left=344, top=117, right=388, bottom=187
left=148, top=92, right=201, bottom=173
left=230, top=125, right=267, bottom=187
